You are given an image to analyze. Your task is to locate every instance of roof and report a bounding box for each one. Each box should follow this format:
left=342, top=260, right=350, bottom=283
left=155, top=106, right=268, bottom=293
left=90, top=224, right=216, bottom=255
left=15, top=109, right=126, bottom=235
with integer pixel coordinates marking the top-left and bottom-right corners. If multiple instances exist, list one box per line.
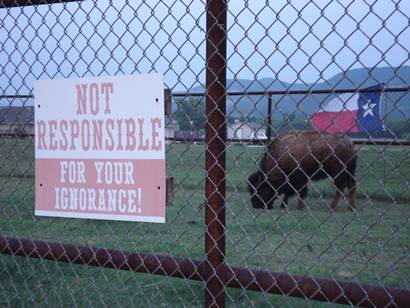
left=0, top=106, right=34, bottom=125
left=175, top=130, right=204, bottom=139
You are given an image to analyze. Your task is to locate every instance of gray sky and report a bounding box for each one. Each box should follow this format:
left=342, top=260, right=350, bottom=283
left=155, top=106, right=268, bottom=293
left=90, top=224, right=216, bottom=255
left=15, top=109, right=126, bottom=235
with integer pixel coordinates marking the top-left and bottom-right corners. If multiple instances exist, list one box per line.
left=1, top=0, right=409, bottom=94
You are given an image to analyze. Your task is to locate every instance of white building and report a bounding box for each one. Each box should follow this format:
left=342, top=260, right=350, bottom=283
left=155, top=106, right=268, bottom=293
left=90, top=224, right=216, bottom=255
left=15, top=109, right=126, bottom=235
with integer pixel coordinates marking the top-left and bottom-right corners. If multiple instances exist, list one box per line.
left=227, top=121, right=267, bottom=140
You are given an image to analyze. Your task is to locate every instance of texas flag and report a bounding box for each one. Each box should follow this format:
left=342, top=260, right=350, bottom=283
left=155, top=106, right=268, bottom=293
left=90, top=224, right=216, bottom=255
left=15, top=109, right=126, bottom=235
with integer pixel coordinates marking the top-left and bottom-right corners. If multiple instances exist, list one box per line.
left=310, top=84, right=385, bottom=134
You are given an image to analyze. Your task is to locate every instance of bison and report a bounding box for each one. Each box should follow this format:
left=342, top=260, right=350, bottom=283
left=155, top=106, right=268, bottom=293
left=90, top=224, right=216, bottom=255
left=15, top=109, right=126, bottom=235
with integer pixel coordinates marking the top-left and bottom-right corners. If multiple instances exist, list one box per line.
left=248, top=131, right=357, bottom=211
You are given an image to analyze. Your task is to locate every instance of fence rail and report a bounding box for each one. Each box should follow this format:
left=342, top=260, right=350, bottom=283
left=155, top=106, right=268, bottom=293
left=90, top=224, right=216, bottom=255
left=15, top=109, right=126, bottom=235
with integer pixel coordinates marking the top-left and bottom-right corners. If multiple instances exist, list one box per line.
left=2, top=236, right=410, bottom=307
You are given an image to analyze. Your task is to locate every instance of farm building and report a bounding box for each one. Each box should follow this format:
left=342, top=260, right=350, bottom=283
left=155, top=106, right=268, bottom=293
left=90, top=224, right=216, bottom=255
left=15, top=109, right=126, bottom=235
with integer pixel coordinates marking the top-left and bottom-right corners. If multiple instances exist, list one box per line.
left=0, top=106, right=34, bottom=135
left=165, top=119, right=179, bottom=141
left=227, top=121, right=267, bottom=140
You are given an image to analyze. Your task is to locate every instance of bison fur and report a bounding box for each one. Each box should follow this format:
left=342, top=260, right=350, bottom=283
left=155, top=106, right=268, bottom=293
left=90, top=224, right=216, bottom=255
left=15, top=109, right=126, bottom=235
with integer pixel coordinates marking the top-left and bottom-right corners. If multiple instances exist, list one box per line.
left=247, top=131, right=357, bottom=211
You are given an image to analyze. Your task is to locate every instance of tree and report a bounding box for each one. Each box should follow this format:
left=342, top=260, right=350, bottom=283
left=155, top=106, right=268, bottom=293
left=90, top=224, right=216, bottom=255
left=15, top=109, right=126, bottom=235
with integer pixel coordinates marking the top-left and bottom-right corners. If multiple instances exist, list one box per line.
left=174, top=98, right=206, bottom=131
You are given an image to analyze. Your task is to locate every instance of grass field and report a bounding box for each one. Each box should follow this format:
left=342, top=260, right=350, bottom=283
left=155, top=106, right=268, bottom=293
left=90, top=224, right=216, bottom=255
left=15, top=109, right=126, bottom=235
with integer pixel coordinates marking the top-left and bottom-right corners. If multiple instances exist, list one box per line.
left=0, top=137, right=409, bottom=306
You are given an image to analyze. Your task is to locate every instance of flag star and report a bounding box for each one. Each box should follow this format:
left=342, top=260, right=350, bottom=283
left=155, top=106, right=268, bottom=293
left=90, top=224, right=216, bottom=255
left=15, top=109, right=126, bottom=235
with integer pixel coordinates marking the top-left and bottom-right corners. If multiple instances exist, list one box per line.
left=363, top=101, right=376, bottom=117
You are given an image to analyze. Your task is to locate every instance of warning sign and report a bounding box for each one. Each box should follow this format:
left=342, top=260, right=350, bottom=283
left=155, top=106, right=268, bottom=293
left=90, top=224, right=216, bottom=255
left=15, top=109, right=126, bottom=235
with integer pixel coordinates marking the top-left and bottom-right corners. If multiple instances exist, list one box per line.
left=34, top=74, right=166, bottom=223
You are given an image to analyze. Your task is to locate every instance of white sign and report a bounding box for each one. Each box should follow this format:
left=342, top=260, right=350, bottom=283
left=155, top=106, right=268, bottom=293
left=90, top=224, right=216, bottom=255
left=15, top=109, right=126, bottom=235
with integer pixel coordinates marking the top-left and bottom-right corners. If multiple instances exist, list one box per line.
left=34, top=74, right=166, bottom=223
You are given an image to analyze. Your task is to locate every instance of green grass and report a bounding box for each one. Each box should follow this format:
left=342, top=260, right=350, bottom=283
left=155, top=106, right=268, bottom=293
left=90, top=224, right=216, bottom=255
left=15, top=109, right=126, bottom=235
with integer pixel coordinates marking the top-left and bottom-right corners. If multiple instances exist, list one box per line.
left=0, top=138, right=409, bottom=306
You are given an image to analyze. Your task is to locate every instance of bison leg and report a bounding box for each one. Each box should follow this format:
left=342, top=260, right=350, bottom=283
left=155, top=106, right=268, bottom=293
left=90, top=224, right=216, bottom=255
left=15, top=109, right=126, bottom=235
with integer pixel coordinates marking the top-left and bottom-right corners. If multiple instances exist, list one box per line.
left=297, top=186, right=308, bottom=210
left=248, top=171, right=275, bottom=209
left=332, top=172, right=356, bottom=212
left=331, top=176, right=348, bottom=211
left=347, top=178, right=356, bottom=212
left=330, top=190, right=342, bottom=211
left=280, top=195, right=289, bottom=209
left=346, top=156, right=357, bottom=212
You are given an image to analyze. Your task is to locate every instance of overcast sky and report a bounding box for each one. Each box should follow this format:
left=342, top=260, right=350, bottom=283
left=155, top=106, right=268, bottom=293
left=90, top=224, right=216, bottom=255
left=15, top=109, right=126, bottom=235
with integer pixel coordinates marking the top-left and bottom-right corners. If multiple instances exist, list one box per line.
left=1, top=0, right=409, bottom=94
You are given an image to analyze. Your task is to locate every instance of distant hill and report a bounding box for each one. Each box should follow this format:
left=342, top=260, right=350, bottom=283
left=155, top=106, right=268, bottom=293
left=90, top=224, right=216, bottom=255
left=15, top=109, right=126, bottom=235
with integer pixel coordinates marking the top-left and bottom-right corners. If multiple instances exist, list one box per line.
left=188, top=66, right=410, bottom=121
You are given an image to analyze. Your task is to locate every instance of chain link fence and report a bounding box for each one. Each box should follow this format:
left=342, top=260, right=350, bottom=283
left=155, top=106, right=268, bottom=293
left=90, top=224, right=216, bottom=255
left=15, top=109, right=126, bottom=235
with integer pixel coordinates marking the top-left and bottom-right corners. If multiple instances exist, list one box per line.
left=1, top=0, right=410, bottom=307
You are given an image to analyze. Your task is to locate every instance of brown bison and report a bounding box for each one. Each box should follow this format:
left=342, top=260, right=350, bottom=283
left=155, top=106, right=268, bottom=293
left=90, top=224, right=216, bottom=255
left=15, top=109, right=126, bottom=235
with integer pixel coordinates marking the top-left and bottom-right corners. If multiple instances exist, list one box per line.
left=247, top=131, right=357, bottom=211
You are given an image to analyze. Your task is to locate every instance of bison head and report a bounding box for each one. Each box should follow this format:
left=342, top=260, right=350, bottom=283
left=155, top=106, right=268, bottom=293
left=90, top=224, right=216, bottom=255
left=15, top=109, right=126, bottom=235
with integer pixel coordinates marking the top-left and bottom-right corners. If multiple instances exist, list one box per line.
left=247, top=171, right=276, bottom=209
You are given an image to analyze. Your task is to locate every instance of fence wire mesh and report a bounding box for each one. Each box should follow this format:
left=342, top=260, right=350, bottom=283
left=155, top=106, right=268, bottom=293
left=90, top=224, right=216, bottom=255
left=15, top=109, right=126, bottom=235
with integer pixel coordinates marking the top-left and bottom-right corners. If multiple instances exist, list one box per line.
left=1, top=0, right=409, bottom=307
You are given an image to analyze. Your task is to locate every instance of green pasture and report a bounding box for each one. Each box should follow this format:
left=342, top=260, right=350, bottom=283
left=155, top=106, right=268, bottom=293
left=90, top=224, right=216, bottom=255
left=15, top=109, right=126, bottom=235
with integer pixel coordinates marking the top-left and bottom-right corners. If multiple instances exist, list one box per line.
left=0, top=137, right=409, bottom=306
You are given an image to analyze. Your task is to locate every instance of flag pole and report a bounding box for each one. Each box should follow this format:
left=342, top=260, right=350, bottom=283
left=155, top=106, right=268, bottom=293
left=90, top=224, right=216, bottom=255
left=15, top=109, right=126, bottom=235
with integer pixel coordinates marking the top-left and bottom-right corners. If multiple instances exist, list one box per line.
left=381, top=83, right=387, bottom=131
left=381, top=83, right=387, bottom=186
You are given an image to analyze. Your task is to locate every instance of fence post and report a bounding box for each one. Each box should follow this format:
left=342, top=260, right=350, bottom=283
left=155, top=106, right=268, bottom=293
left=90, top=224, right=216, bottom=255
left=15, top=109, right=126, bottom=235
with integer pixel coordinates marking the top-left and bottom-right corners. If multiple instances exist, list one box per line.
left=205, top=0, right=227, bottom=307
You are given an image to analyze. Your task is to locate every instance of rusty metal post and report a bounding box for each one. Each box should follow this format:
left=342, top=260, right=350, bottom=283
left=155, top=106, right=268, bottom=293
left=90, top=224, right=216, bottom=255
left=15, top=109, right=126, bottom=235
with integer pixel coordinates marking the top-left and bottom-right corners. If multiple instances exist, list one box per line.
left=266, top=94, right=272, bottom=140
left=205, top=0, right=227, bottom=307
